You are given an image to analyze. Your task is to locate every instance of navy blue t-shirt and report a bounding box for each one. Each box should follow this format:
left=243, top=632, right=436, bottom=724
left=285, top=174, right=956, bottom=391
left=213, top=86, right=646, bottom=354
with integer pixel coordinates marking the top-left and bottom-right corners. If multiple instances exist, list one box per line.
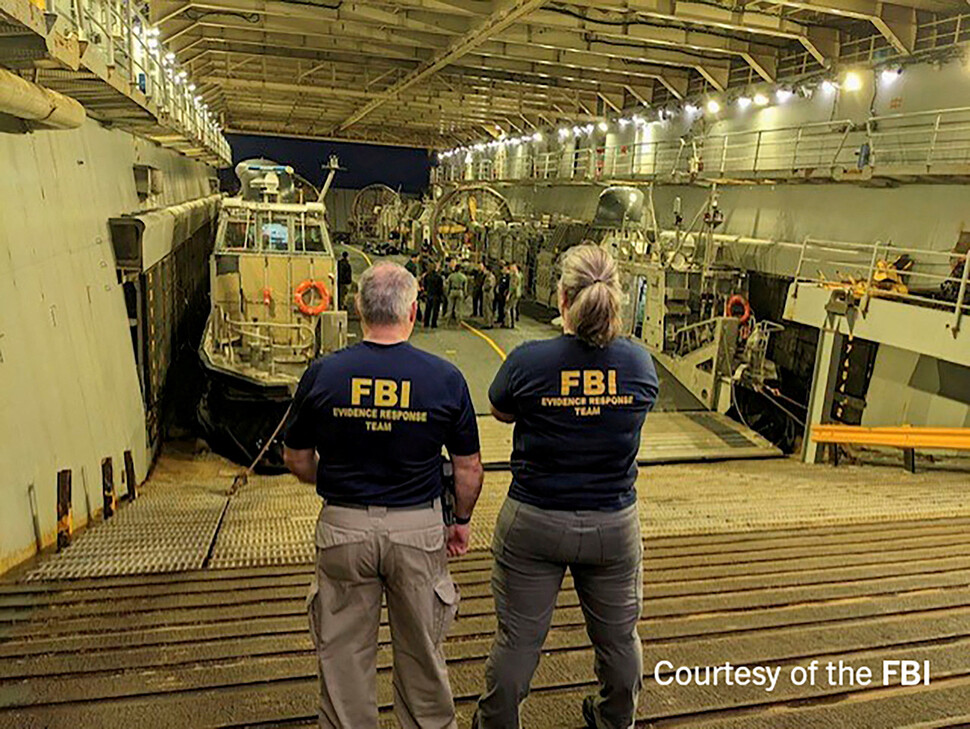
left=284, top=341, right=480, bottom=506
left=489, top=335, right=659, bottom=511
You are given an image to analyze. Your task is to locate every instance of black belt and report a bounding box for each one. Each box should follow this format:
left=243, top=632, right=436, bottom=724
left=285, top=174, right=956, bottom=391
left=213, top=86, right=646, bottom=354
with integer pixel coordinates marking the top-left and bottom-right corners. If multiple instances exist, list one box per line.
left=326, top=499, right=435, bottom=511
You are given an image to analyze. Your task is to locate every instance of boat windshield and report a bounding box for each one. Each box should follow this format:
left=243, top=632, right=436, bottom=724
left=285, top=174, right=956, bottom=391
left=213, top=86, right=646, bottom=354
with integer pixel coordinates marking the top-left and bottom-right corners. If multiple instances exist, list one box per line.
left=219, top=208, right=332, bottom=255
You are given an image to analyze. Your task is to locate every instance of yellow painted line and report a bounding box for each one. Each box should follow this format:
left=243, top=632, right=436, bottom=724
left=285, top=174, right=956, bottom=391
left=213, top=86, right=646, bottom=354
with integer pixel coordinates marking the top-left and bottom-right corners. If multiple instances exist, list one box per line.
left=461, top=321, right=507, bottom=361
left=345, top=245, right=372, bottom=266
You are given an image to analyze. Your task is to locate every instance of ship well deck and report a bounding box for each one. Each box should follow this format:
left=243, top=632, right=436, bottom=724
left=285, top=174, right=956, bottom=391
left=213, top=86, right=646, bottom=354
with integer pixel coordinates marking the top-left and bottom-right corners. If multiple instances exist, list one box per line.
left=4, top=250, right=970, bottom=727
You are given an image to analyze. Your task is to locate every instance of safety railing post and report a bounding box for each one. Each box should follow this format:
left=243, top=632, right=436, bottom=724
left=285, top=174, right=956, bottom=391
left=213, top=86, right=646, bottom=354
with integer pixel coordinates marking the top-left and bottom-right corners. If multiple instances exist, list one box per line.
left=792, top=238, right=810, bottom=298
left=104, top=2, right=115, bottom=67
left=753, top=130, right=762, bottom=173
left=792, top=128, right=803, bottom=169
left=71, top=0, right=85, bottom=41
left=833, top=127, right=851, bottom=168
left=861, top=239, right=882, bottom=315
left=865, top=119, right=875, bottom=166
left=952, top=251, right=969, bottom=336
left=125, top=0, right=134, bottom=87
left=927, top=113, right=942, bottom=167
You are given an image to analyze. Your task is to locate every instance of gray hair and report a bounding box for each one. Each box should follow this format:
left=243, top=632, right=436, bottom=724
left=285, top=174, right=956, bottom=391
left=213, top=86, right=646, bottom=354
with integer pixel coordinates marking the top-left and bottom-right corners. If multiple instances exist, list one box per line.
left=356, top=261, right=418, bottom=326
left=558, top=244, right=622, bottom=347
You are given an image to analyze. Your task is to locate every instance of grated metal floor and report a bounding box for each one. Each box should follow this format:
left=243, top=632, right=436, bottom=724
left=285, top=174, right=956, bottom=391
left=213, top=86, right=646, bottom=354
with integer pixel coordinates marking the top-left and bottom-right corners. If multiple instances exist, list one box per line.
left=208, top=478, right=320, bottom=569
left=9, top=303, right=970, bottom=726
left=5, top=502, right=970, bottom=728
left=24, top=485, right=226, bottom=581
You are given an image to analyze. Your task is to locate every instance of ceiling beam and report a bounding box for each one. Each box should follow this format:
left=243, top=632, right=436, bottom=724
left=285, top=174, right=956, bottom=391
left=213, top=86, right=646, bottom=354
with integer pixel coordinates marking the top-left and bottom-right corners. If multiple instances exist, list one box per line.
left=773, top=0, right=917, bottom=54
left=567, top=0, right=839, bottom=67
left=334, top=0, right=549, bottom=132
left=523, top=7, right=783, bottom=81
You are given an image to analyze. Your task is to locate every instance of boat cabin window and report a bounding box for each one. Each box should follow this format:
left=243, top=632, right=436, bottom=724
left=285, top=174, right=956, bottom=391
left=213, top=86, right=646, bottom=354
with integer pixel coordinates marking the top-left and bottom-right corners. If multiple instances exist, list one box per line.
left=224, top=220, right=255, bottom=249
left=218, top=209, right=331, bottom=255
left=295, top=220, right=326, bottom=252
left=262, top=222, right=289, bottom=251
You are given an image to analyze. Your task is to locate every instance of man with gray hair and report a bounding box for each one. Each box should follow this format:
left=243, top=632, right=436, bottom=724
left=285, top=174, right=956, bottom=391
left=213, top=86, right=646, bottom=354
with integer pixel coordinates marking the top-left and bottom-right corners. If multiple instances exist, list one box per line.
left=284, top=261, right=484, bottom=728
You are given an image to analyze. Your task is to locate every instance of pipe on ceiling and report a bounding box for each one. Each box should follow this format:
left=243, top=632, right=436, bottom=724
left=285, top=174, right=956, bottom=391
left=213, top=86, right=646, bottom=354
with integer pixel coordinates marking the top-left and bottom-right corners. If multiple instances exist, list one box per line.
left=0, top=67, right=85, bottom=130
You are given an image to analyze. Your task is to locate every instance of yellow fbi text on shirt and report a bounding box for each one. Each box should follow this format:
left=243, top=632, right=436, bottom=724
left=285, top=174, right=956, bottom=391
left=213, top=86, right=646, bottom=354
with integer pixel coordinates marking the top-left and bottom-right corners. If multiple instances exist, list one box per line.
left=541, top=369, right=634, bottom=416
left=332, top=377, right=428, bottom=432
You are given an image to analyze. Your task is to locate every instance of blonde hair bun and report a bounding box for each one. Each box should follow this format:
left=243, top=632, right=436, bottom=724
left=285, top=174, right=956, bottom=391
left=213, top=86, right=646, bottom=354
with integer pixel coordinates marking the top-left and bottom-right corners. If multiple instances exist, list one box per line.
left=558, top=244, right=621, bottom=347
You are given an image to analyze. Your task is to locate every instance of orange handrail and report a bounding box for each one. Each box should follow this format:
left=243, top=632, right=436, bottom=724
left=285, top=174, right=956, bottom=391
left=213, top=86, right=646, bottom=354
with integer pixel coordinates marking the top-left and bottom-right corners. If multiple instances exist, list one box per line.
left=812, top=424, right=970, bottom=450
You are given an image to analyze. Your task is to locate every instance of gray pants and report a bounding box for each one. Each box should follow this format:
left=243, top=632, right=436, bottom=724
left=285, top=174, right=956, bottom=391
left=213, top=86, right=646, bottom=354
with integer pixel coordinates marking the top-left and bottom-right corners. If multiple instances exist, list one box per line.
left=476, top=498, right=643, bottom=729
left=307, top=500, right=459, bottom=728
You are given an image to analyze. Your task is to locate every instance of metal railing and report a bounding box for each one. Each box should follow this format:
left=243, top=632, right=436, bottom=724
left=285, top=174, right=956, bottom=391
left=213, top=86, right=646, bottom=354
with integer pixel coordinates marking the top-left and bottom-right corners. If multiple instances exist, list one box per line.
left=776, top=13, right=970, bottom=81
left=791, top=237, right=970, bottom=333
left=219, top=315, right=316, bottom=377
left=41, top=0, right=230, bottom=165
left=867, top=107, right=970, bottom=168
left=435, top=107, right=970, bottom=185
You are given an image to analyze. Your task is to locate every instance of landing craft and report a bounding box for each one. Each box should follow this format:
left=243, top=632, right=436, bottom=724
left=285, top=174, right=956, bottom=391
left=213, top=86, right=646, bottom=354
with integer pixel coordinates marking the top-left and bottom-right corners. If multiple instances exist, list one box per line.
left=197, top=157, right=348, bottom=470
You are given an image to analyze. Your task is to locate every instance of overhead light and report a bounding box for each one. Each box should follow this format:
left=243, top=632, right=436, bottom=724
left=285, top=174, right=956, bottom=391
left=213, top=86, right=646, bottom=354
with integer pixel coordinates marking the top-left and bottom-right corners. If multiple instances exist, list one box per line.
left=753, top=93, right=769, bottom=106
left=684, top=103, right=699, bottom=115
left=584, top=123, right=594, bottom=134
left=188, top=83, right=196, bottom=92
left=618, top=118, right=630, bottom=127
left=597, top=120, right=609, bottom=132
left=532, top=131, right=542, bottom=142
left=881, top=68, right=901, bottom=85
left=165, top=51, right=175, bottom=61
left=844, top=71, right=863, bottom=91
left=737, top=96, right=752, bottom=110
left=706, top=99, right=721, bottom=114
left=776, top=88, right=793, bottom=103
left=821, top=79, right=837, bottom=94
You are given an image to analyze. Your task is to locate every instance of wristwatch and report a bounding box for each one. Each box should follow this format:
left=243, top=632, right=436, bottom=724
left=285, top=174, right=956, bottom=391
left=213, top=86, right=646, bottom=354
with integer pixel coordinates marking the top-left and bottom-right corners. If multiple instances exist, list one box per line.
left=454, top=514, right=472, bottom=525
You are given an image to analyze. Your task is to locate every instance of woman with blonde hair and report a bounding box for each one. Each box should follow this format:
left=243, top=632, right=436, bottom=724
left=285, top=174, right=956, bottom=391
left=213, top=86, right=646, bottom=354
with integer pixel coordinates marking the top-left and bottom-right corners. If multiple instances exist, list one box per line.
left=475, top=244, right=659, bottom=729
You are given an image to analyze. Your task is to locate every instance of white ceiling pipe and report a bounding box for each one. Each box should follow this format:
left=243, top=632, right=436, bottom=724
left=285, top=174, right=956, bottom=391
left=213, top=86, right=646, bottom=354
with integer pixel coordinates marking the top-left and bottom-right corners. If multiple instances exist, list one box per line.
left=0, top=67, right=86, bottom=129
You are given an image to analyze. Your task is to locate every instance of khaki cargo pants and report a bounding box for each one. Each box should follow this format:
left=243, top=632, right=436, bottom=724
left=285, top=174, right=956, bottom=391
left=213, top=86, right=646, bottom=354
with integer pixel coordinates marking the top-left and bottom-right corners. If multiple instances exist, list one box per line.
left=445, top=290, right=465, bottom=324
left=307, top=499, right=460, bottom=728
left=504, top=293, right=519, bottom=328
left=482, top=290, right=495, bottom=327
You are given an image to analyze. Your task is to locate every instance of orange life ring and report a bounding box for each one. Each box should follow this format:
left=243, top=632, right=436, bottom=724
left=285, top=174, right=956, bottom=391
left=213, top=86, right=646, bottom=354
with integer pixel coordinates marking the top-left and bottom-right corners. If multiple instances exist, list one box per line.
left=725, top=294, right=751, bottom=324
left=294, top=279, right=331, bottom=315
